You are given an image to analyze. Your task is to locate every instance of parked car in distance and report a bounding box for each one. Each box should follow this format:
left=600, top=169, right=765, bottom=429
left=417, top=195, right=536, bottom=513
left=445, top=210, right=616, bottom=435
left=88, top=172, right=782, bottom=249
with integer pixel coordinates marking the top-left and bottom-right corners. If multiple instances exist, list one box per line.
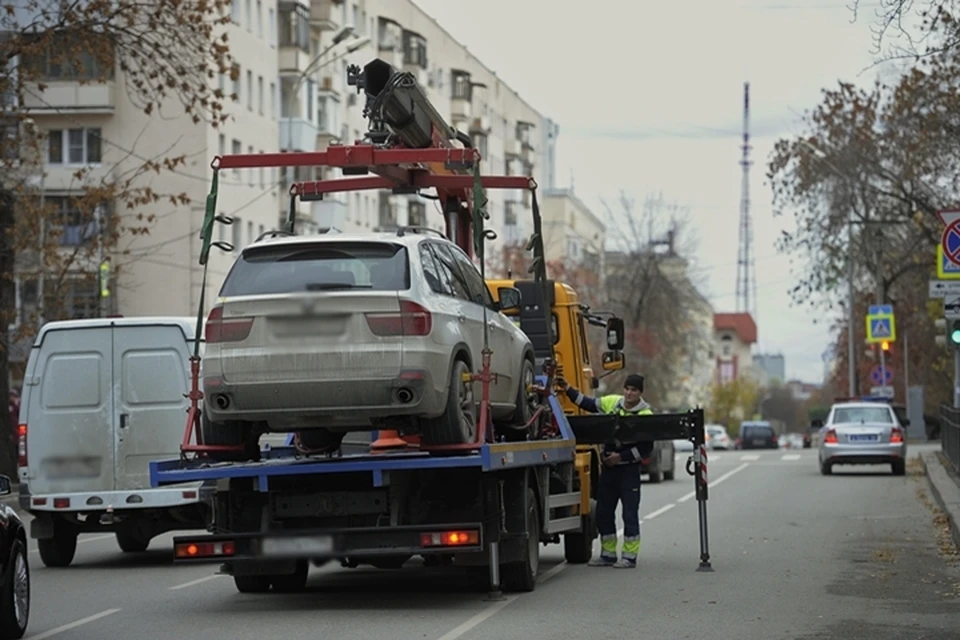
left=706, top=424, right=731, bottom=450
left=736, top=421, right=778, bottom=450
left=0, top=474, right=29, bottom=638
left=816, top=401, right=907, bottom=476
left=200, top=230, right=539, bottom=458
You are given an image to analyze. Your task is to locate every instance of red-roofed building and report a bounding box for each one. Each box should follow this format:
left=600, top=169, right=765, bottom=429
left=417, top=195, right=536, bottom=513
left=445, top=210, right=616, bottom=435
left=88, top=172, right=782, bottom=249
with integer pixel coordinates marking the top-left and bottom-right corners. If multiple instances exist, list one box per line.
left=714, top=312, right=757, bottom=384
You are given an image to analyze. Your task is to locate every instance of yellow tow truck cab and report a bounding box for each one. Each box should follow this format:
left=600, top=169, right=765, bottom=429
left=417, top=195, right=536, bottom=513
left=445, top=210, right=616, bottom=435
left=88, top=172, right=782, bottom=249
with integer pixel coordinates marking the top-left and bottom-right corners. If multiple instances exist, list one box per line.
left=487, top=278, right=626, bottom=527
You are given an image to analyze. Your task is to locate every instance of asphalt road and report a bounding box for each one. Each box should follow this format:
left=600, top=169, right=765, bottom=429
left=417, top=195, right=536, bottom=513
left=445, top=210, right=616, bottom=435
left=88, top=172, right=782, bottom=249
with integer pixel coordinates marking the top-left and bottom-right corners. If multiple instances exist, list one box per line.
left=19, top=444, right=960, bottom=640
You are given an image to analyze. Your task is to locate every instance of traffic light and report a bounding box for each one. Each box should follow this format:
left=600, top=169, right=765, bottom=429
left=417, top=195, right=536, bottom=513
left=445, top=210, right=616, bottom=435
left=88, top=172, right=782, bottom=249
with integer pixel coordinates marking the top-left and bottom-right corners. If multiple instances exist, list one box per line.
left=881, top=340, right=890, bottom=352
left=936, top=318, right=948, bottom=348
left=952, top=320, right=960, bottom=346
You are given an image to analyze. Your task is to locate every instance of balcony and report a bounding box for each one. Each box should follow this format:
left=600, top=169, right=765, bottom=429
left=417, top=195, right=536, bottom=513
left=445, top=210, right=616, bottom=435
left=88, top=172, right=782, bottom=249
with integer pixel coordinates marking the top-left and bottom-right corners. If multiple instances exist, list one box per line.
left=504, top=140, right=522, bottom=159
left=21, top=81, right=115, bottom=114
left=278, top=47, right=313, bottom=75
left=469, top=116, right=491, bottom=135
left=451, top=98, right=471, bottom=120
left=378, top=18, right=404, bottom=68
left=309, top=0, right=341, bottom=30
left=42, top=165, right=113, bottom=192
left=279, top=117, right=319, bottom=152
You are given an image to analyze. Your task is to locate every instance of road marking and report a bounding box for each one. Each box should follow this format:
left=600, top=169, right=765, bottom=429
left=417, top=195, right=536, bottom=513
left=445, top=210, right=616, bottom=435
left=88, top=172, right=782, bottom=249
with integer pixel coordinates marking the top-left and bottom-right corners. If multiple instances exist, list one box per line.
left=537, top=562, right=568, bottom=584
left=677, top=491, right=696, bottom=503
left=169, top=574, right=223, bottom=590
left=435, top=596, right=520, bottom=640
left=30, top=533, right=114, bottom=555
left=740, top=454, right=760, bottom=461
left=29, top=608, right=121, bottom=639
left=643, top=503, right=676, bottom=520
left=781, top=454, right=801, bottom=461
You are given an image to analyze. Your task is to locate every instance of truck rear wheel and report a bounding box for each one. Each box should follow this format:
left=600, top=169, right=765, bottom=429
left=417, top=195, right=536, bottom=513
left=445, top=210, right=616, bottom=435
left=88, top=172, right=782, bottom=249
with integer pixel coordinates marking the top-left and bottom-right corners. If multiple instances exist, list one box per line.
left=271, top=561, right=309, bottom=592
left=501, top=488, right=539, bottom=593
left=563, top=498, right=597, bottom=564
left=37, top=520, right=77, bottom=568
left=233, top=574, right=271, bottom=593
left=421, top=359, right=476, bottom=446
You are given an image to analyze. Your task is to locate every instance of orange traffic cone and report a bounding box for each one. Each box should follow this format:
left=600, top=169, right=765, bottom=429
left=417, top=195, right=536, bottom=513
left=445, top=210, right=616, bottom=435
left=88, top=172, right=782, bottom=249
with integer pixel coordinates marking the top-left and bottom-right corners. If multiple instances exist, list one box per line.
left=370, top=429, right=410, bottom=452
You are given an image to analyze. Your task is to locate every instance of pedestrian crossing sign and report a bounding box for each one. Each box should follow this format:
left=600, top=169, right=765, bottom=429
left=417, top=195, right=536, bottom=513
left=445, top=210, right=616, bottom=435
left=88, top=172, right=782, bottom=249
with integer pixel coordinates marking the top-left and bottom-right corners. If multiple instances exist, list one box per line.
left=865, top=311, right=896, bottom=343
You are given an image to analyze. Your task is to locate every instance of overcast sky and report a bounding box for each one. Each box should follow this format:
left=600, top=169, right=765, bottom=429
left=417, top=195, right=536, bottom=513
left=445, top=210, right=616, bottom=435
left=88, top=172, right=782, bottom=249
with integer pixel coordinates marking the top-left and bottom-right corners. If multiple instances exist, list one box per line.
left=412, top=0, right=908, bottom=384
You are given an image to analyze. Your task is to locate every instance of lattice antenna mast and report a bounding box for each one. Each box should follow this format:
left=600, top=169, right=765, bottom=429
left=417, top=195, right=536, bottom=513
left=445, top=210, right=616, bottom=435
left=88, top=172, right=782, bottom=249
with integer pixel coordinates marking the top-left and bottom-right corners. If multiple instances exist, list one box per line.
left=735, top=82, right=757, bottom=323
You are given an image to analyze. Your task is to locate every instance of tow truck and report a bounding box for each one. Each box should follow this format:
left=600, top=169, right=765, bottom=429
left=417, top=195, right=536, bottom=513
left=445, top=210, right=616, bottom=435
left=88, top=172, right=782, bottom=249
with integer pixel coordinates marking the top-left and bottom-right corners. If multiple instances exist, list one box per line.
left=150, top=58, right=713, bottom=595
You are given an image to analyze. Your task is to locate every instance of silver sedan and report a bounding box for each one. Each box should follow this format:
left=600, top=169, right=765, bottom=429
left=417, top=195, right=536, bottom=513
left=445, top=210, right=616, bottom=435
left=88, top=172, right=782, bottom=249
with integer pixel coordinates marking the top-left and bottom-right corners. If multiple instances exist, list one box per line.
left=817, top=402, right=907, bottom=476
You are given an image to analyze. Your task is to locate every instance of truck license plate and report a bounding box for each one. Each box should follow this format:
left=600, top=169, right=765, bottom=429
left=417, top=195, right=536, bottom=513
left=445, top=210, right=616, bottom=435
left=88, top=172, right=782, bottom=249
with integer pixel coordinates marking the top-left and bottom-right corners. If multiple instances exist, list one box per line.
left=261, top=535, right=333, bottom=557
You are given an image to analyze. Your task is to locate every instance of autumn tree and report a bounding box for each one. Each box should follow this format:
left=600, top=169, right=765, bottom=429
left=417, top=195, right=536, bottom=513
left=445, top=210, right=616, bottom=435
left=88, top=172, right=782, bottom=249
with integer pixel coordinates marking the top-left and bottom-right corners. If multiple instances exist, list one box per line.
left=758, top=382, right=807, bottom=432
left=707, top=377, right=759, bottom=437
left=600, top=191, right=708, bottom=408
left=0, top=0, right=239, bottom=476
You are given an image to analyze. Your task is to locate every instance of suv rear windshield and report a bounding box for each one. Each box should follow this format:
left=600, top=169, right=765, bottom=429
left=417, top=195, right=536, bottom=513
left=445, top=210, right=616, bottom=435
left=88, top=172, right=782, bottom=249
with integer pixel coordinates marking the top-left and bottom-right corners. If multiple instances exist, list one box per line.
left=741, top=425, right=773, bottom=436
left=832, top=406, right=894, bottom=424
left=220, top=242, right=410, bottom=296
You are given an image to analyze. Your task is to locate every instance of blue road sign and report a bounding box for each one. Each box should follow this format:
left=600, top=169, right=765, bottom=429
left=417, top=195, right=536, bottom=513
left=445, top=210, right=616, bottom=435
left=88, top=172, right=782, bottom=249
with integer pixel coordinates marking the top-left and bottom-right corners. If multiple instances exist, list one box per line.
left=868, top=305, right=893, bottom=316
left=870, top=365, right=893, bottom=386
left=870, top=317, right=892, bottom=338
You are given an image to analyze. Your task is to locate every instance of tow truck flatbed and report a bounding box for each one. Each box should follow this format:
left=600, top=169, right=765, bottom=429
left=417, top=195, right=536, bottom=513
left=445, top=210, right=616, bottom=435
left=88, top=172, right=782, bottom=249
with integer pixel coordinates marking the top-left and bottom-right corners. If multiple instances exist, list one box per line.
left=150, top=391, right=576, bottom=489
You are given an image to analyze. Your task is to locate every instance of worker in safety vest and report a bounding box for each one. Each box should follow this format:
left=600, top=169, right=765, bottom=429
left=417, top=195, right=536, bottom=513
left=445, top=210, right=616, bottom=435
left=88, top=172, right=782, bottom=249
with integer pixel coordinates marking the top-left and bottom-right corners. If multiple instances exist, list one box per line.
left=556, top=373, right=653, bottom=568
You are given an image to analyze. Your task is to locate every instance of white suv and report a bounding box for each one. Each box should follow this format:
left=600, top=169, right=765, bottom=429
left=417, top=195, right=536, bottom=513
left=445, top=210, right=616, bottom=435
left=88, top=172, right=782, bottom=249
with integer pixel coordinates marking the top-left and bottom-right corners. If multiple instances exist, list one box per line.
left=200, top=229, right=538, bottom=459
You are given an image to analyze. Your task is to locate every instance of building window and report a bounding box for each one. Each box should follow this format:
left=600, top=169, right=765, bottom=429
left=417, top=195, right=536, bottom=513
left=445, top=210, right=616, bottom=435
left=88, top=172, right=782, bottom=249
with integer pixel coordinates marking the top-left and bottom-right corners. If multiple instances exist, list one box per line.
left=317, top=94, right=339, bottom=133
left=268, top=8, right=276, bottom=46
left=278, top=2, right=310, bottom=52
left=219, top=134, right=225, bottom=155
left=231, top=0, right=240, bottom=23
left=270, top=81, right=277, bottom=117
left=402, top=30, right=427, bottom=68
left=232, top=216, right=242, bottom=252
left=231, top=139, right=241, bottom=175
left=504, top=202, right=517, bottom=227
left=377, top=17, right=402, bottom=51
left=232, top=64, right=240, bottom=100
left=246, top=70, right=253, bottom=110
left=45, top=278, right=99, bottom=320
left=257, top=75, right=264, bottom=114
left=245, top=0, right=252, bottom=30
left=1, top=121, right=18, bottom=161
left=305, top=79, right=315, bottom=123
left=451, top=70, right=472, bottom=101
left=21, top=32, right=114, bottom=80
left=256, top=0, right=263, bottom=36
left=47, top=128, right=102, bottom=164
left=44, top=196, right=103, bottom=246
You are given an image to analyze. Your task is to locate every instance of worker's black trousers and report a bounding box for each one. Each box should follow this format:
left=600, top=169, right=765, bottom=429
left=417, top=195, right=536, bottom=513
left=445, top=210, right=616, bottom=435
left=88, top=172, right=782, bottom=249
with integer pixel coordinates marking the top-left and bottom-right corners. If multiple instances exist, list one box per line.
left=596, top=462, right=642, bottom=539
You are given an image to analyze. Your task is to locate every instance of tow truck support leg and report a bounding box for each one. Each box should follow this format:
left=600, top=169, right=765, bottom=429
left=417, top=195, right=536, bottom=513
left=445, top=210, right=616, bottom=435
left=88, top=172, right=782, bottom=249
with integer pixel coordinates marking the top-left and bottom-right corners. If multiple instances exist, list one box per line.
left=694, top=443, right=713, bottom=572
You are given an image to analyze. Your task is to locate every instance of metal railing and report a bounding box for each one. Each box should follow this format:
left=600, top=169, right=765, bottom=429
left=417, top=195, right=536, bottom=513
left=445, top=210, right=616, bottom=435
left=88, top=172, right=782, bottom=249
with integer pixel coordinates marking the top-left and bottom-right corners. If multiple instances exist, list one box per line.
left=940, top=404, right=960, bottom=474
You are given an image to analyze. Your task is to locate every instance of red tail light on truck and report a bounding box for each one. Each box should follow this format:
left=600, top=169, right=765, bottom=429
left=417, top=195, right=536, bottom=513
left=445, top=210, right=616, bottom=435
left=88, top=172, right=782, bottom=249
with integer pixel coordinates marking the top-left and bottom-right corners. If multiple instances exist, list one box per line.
left=17, top=423, right=26, bottom=468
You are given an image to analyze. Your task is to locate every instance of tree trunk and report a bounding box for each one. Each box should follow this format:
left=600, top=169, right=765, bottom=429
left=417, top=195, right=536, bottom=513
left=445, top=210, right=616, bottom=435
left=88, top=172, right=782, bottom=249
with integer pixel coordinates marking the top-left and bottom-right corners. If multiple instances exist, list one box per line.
left=0, top=188, right=17, bottom=478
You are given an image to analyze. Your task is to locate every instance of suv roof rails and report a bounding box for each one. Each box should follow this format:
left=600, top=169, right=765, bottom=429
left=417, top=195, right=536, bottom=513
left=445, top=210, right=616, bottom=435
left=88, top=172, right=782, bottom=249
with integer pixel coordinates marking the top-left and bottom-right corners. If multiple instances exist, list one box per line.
left=394, top=226, right=447, bottom=239
left=254, top=229, right=296, bottom=243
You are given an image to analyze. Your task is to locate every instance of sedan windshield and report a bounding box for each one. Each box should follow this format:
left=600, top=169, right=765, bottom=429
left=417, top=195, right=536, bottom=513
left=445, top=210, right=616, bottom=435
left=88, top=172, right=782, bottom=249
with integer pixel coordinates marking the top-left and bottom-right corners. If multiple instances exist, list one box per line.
left=832, top=407, right=894, bottom=424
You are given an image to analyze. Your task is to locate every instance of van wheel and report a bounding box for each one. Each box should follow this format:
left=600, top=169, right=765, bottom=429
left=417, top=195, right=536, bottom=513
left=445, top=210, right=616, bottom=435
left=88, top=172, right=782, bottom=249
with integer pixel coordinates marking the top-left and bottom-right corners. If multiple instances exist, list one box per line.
left=200, top=412, right=261, bottom=462
left=116, top=531, right=150, bottom=553
left=37, top=520, right=77, bottom=568
left=421, top=359, right=476, bottom=446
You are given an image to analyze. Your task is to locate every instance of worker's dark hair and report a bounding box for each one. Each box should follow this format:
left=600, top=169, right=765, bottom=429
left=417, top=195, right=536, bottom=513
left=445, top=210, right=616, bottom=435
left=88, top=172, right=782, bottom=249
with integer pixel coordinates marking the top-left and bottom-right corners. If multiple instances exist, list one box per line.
left=624, top=374, right=644, bottom=392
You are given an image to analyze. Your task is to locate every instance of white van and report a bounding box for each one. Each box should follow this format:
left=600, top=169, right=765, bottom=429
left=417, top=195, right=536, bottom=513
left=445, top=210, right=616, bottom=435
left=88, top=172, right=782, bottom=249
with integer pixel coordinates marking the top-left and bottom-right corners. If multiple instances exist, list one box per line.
left=16, top=316, right=208, bottom=567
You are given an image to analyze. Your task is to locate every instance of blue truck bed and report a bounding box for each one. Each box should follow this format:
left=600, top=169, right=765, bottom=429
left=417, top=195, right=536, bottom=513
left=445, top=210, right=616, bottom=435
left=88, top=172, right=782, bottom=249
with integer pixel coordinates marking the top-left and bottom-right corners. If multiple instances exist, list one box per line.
left=149, top=390, right=577, bottom=490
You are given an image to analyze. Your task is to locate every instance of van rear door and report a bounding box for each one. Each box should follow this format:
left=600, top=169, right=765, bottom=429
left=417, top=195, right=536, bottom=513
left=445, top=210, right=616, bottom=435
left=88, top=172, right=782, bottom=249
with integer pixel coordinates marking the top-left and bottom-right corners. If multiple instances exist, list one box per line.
left=113, top=323, right=193, bottom=490
left=25, top=326, right=115, bottom=495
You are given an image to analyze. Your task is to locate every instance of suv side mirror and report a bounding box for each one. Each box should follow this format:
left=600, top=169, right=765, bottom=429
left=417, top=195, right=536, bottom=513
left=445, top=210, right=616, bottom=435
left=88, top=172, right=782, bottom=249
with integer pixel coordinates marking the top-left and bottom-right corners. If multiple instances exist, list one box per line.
left=0, top=474, right=12, bottom=497
left=605, top=317, right=625, bottom=350
left=497, top=286, right=522, bottom=312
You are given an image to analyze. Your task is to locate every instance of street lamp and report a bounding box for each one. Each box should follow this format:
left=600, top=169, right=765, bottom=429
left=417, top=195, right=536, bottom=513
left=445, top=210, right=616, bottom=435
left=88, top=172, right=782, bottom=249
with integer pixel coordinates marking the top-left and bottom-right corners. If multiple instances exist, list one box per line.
left=799, top=140, right=856, bottom=398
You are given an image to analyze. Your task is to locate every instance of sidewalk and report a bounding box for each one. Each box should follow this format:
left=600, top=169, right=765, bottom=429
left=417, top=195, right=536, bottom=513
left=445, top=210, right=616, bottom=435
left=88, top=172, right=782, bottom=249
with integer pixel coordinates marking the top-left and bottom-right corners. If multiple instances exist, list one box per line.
left=919, top=450, right=960, bottom=550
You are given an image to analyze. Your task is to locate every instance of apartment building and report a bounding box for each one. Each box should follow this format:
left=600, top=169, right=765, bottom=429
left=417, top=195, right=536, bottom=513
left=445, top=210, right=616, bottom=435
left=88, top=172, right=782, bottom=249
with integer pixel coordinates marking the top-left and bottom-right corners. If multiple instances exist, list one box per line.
left=540, top=187, right=606, bottom=299
left=9, top=0, right=281, bottom=334
left=7, top=0, right=558, bottom=375
left=714, top=312, right=758, bottom=384
left=284, top=0, right=556, bottom=277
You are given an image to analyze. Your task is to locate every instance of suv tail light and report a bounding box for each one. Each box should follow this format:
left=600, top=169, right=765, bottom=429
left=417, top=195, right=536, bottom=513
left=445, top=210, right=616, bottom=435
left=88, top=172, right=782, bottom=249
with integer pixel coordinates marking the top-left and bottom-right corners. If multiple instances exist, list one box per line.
left=17, top=423, right=27, bottom=468
left=890, top=427, right=903, bottom=443
left=366, top=300, right=432, bottom=336
left=205, top=306, right=254, bottom=343
left=824, top=429, right=838, bottom=444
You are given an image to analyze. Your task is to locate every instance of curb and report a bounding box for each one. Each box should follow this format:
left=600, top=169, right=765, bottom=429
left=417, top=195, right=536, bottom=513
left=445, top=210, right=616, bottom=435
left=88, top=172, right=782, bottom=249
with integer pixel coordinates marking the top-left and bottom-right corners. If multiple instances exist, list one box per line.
left=920, top=451, right=960, bottom=551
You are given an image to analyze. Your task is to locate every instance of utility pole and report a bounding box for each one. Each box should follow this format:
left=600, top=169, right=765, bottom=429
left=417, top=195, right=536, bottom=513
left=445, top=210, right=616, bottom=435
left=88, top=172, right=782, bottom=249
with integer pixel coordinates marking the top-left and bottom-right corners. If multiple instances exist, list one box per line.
left=847, top=214, right=856, bottom=396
